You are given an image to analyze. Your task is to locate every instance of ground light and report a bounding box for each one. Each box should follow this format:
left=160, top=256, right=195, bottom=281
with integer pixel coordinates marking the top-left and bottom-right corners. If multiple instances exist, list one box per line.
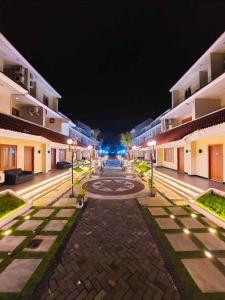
left=183, top=228, right=190, bottom=234
left=24, top=215, right=30, bottom=220
left=3, top=229, right=12, bottom=236
left=191, top=213, right=197, bottom=218
left=204, top=250, right=213, bottom=258
left=170, top=214, right=175, bottom=219
left=209, top=228, right=217, bottom=234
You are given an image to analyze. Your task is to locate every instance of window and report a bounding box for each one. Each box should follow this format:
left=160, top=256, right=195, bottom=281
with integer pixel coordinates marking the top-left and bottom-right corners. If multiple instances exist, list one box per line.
left=43, top=95, right=49, bottom=107
left=12, top=107, right=20, bottom=117
left=164, top=148, right=174, bottom=162
left=0, top=145, right=17, bottom=170
left=59, top=149, right=66, bottom=161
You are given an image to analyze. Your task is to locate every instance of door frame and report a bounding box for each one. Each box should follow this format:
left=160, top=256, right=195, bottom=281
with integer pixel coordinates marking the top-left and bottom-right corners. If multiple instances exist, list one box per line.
left=208, top=144, right=223, bottom=182
left=24, top=146, right=34, bottom=172
left=177, top=147, right=184, bottom=173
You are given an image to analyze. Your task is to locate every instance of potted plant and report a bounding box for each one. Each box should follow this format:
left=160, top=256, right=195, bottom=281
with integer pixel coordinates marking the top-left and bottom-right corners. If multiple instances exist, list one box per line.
left=76, top=188, right=86, bottom=208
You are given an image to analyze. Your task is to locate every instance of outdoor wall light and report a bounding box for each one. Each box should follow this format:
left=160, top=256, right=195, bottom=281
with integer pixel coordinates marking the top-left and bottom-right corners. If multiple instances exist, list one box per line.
left=48, top=150, right=50, bottom=154
left=198, top=149, right=203, bottom=154
left=185, top=149, right=189, bottom=153
left=38, top=150, right=41, bottom=154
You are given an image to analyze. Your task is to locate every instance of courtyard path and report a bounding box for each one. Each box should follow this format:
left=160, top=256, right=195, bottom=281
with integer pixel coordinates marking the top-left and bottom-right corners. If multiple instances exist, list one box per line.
left=40, top=197, right=179, bottom=299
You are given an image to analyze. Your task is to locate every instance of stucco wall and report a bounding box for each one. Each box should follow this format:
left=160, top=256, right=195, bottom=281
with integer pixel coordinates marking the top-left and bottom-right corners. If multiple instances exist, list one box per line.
left=0, top=87, right=11, bottom=114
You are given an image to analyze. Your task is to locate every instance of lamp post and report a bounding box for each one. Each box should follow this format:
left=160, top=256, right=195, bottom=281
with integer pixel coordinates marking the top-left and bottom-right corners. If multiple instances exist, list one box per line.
left=67, top=138, right=77, bottom=197
left=87, top=145, right=93, bottom=177
left=147, top=140, right=156, bottom=197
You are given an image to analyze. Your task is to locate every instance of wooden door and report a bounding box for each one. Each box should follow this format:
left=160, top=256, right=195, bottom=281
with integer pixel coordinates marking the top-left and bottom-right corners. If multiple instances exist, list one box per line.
left=51, top=148, right=56, bottom=169
left=209, top=145, right=223, bottom=182
left=177, top=147, right=184, bottom=173
left=24, top=146, right=34, bottom=172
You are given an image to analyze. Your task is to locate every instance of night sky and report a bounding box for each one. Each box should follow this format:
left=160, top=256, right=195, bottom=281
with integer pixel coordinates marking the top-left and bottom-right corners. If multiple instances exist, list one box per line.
left=0, top=1, right=225, bottom=144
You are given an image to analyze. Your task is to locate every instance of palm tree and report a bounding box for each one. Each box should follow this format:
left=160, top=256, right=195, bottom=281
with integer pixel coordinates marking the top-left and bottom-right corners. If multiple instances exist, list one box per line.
left=120, top=132, right=133, bottom=159
left=91, top=129, right=101, bottom=158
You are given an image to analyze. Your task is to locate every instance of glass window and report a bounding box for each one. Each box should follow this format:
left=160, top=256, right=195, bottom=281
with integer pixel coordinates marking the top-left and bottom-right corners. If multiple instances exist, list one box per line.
left=0, top=145, right=17, bottom=170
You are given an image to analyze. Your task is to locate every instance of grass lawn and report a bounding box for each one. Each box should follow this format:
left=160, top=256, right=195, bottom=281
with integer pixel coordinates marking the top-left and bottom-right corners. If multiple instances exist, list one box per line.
left=0, top=194, right=25, bottom=219
left=74, top=166, right=84, bottom=173
left=196, top=192, right=225, bottom=221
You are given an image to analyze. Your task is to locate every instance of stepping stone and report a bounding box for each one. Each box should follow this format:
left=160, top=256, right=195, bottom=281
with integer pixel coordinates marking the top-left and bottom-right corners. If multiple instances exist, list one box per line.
left=218, top=258, right=225, bottom=266
left=148, top=207, right=168, bottom=216
left=43, top=220, right=67, bottom=231
left=166, top=233, right=199, bottom=251
left=33, top=209, right=55, bottom=218
left=0, top=236, right=26, bottom=252
left=52, top=198, right=76, bottom=207
left=0, top=220, right=18, bottom=230
left=155, top=218, right=180, bottom=229
left=138, top=197, right=172, bottom=206
left=201, top=217, right=218, bottom=228
left=168, top=207, right=189, bottom=216
left=179, top=217, right=205, bottom=229
left=182, top=258, right=225, bottom=292
left=0, top=259, right=42, bottom=292
left=56, top=209, right=76, bottom=218
left=24, top=235, right=57, bottom=252
left=194, top=233, right=225, bottom=250
left=16, top=220, right=43, bottom=231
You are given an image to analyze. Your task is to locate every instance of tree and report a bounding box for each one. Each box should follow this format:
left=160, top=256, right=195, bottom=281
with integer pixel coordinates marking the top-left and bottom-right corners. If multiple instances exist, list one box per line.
left=120, top=132, right=133, bottom=159
left=92, top=128, right=101, bottom=153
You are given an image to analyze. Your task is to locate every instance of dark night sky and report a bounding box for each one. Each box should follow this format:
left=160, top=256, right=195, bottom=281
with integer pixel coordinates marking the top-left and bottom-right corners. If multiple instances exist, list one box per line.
left=0, top=0, right=225, bottom=144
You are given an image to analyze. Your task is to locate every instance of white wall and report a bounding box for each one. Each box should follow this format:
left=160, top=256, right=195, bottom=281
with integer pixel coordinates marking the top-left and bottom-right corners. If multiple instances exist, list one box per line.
left=0, top=87, right=11, bottom=114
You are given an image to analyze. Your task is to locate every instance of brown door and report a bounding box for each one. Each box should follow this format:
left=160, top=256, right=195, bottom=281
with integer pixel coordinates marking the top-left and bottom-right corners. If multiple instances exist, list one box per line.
left=51, top=148, right=56, bottom=169
left=24, top=146, right=34, bottom=172
left=177, top=147, right=184, bottom=173
left=209, top=145, right=223, bottom=182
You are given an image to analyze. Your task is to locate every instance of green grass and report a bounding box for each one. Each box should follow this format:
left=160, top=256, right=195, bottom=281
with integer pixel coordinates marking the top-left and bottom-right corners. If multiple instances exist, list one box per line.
left=74, top=166, right=84, bottom=173
left=196, top=192, right=225, bottom=221
left=134, top=160, right=150, bottom=173
left=0, top=195, right=25, bottom=219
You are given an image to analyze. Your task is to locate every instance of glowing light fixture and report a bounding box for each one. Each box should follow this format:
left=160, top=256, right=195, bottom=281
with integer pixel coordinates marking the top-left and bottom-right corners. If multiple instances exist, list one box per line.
left=4, top=229, right=12, bottom=236
left=170, top=215, right=175, bottom=219
left=147, top=140, right=156, bottom=147
left=87, top=145, right=93, bottom=150
left=24, top=215, right=30, bottom=220
left=183, top=228, right=190, bottom=234
left=209, top=228, right=217, bottom=234
left=204, top=250, right=212, bottom=258
left=67, top=138, right=73, bottom=145
left=191, top=213, right=197, bottom=218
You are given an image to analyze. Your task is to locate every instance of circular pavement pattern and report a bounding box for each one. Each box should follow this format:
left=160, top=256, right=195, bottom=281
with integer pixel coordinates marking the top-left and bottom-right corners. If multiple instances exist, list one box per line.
left=83, top=178, right=145, bottom=196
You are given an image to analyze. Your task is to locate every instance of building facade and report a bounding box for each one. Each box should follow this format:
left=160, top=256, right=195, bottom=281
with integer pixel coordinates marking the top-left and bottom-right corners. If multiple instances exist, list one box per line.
left=132, top=32, right=225, bottom=183
left=0, top=33, right=99, bottom=183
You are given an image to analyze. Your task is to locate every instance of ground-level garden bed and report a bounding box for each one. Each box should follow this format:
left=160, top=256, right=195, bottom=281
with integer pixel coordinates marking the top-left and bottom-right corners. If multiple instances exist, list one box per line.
left=0, top=193, right=25, bottom=220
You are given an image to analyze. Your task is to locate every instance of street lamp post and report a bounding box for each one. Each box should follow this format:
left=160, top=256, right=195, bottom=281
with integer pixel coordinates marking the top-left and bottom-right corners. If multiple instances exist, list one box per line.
left=87, top=145, right=93, bottom=177
left=147, top=140, right=156, bottom=197
left=67, top=138, right=77, bottom=198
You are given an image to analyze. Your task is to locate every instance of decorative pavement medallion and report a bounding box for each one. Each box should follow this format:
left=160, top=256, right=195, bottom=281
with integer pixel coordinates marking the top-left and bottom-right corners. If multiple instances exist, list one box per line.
left=83, top=178, right=145, bottom=196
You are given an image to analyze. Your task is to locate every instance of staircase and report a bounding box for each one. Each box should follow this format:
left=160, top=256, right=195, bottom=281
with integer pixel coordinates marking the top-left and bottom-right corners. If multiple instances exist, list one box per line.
left=153, top=170, right=204, bottom=205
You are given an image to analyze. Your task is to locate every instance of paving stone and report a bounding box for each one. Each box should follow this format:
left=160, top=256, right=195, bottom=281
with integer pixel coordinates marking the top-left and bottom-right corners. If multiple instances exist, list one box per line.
left=0, top=259, right=42, bottom=292
left=39, top=198, right=179, bottom=299
left=168, top=207, right=189, bottom=215
left=194, top=233, right=225, bottom=250
left=155, top=218, right=180, bottom=229
left=148, top=207, right=168, bottom=216
left=138, top=196, right=172, bottom=206
left=0, top=235, right=26, bottom=252
left=182, top=258, right=225, bottom=292
left=0, top=219, right=18, bottom=230
left=178, top=217, right=205, bottom=229
left=218, top=258, right=225, bottom=266
left=201, top=217, right=218, bottom=228
left=24, top=235, right=57, bottom=252
left=16, top=220, right=43, bottom=231
left=166, top=233, right=199, bottom=251
left=42, top=220, right=67, bottom=231
left=52, top=197, right=76, bottom=207
left=56, top=209, right=76, bottom=218
left=33, top=209, right=55, bottom=218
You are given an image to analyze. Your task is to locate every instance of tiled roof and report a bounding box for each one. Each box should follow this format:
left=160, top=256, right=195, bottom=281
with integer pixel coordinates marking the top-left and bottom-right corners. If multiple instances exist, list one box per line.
left=141, top=108, right=225, bottom=147
left=0, top=112, right=87, bottom=147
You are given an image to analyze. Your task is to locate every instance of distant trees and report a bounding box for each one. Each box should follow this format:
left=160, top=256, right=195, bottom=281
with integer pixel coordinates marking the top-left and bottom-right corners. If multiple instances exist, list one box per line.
left=120, top=132, right=133, bottom=158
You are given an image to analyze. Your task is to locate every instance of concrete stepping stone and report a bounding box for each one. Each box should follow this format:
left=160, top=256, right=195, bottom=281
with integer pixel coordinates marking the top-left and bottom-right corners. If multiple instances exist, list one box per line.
left=166, top=233, right=199, bottom=251
left=24, top=235, right=57, bottom=252
left=33, top=209, right=55, bottom=218
left=16, top=220, right=43, bottom=231
left=0, top=259, right=42, bottom=292
left=194, top=233, right=225, bottom=250
left=179, top=217, right=205, bottom=229
left=138, top=197, right=172, bottom=206
left=148, top=207, right=168, bottom=216
left=1, top=220, right=18, bottom=230
left=155, top=218, right=180, bottom=229
left=52, top=197, right=76, bottom=207
left=0, top=236, right=26, bottom=252
left=168, top=207, right=189, bottom=216
left=42, top=220, right=67, bottom=231
left=56, top=209, right=76, bottom=218
left=182, top=258, right=225, bottom=292
left=201, top=217, right=218, bottom=228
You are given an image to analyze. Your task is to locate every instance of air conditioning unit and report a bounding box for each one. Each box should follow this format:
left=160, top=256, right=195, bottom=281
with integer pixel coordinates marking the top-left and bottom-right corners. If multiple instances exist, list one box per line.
left=13, top=73, right=26, bottom=85
left=28, top=106, right=40, bottom=116
left=13, top=65, right=27, bottom=87
left=13, top=65, right=26, bottom=76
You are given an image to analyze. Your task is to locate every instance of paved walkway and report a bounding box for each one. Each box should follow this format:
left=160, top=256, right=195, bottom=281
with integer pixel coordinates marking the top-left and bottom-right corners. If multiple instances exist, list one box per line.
left=40, top=198, right=179, bottom=299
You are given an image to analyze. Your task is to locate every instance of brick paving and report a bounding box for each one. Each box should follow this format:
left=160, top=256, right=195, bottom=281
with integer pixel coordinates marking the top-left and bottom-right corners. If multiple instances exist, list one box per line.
left=40, top=198, right=179, bottom=299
